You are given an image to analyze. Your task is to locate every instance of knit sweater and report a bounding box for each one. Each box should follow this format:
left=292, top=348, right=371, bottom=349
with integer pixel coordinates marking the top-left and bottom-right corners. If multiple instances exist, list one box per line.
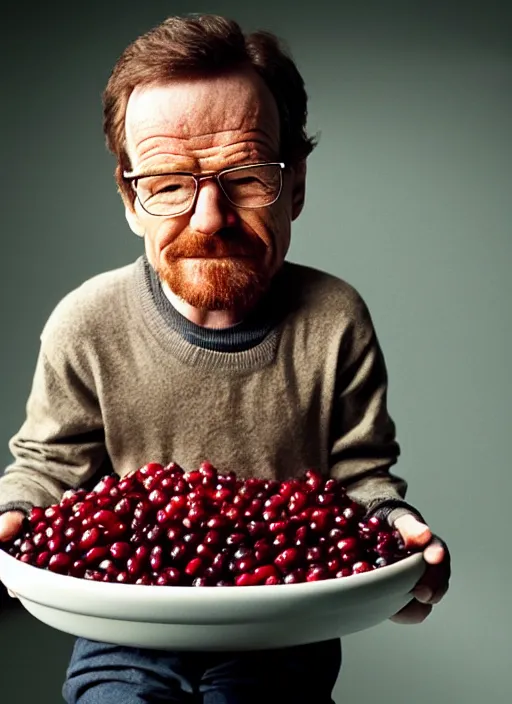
left=0, top=256, right=421, bottom=525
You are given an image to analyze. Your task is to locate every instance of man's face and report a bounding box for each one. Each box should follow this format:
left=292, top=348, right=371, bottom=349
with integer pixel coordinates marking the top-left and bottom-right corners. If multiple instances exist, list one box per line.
left=123, top=70, right=305, bottom=313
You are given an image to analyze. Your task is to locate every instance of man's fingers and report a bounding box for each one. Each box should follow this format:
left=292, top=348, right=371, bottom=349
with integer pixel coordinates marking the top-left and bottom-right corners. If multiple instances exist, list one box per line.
left=393, top=514, right=432, bottom=549
left=429, top=583, right=449, bottom=605
left=0, top=511, right=25, bottom=542
left=412, top=585, right=433, bottom=603
left=390, top=598, right=433, bottom=625
left=423, top=540, right=445, bottom=564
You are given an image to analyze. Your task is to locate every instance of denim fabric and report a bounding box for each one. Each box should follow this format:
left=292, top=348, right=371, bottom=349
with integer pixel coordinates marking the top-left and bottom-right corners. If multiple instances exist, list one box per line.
left=62, top=637, right=342, bottom=703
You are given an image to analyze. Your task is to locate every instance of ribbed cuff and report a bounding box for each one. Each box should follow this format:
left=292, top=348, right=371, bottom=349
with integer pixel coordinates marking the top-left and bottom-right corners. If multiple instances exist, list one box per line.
left=0, top=502, right=34, bottom=518
left=365, top=498, right=426, bottom=527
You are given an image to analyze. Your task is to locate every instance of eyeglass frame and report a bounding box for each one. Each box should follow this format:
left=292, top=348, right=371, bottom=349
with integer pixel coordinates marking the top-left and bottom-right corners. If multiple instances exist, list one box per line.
left=122, top=161, right=287, bottom=218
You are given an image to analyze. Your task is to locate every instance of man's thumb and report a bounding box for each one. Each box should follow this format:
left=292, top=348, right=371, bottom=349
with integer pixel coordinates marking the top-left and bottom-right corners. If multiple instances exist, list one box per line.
left=394, top=514, right=432, bottom=548
left=0, top=511, right=26, bottom=542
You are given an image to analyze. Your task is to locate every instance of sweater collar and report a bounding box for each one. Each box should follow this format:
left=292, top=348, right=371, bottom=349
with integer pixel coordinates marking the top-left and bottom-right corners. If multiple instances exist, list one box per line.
left=144, top=255, right=289, bottom=353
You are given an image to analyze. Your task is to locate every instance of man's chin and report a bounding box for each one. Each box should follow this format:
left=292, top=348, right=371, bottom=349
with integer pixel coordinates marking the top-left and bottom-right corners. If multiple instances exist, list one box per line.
left=157, top=258, right=269, bottom=312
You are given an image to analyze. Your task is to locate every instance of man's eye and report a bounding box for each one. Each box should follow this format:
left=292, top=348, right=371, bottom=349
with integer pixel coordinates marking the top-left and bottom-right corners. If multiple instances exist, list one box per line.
left=230, top=176, right=258, bottom=186
left=157, top=183, right=182, bottom=194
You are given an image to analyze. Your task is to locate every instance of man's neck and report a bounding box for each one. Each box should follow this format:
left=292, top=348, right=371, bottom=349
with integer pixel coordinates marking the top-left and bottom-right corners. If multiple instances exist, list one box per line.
left=161, top=282, right=244, bottom=329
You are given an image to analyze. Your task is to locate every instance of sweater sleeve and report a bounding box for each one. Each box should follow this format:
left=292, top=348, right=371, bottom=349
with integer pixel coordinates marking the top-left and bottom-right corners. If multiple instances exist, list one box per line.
left=328, top=292, right=419, bottom=520
left=0, top=339, right=107, bottom=515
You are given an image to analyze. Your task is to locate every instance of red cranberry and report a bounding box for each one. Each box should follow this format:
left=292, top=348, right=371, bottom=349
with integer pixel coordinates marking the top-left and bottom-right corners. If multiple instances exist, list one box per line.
left=203, top=530, right=222, bottom=547
left=44, top=506, right=62, bottom=520
left=306, top=564, right=329, bottom=581
left=92, top=510, right=118, bottom=528
left=117, top=477, right=136, bottom=493
left=35, top=551, right=51, bottom=568
left=304, top=469, right=323, bottom=493
left=110, top=542, right=131, bottom=560
left=79, top=527, right=101, bottom=551
left=336, top=537, right=358, bottom=553
left=279, top=479, right=302, bottom=500
left=150, top=546, right=164, bottom=571
left=327, top=558, right=341, bottom=574
left=284, top=568, right=306, bottom=584
left=114, top=497, right=132, bottom=516
left=126, top=556, right=144, bottom=577
left=196, top=544, right=215, bottom=562
left=104, top=521, right=128, bottom=540
left=155, top=567, right=181, bottom=585
left=273, top=532, right=288, bottom=549
left=29, top=507, right=45, bottom=524
left=63, top=525, right=78, bottom=541
left=156, top=509, right=169, bottom=525
left=310, top=508, right=332, bottom=532
left=166, top=525, right=183, bottom=541
left=206, top=515, right=229, bottom=531
left=306, top=546, right=323, bottom=562
left=33, top=532, right=47, bottom=548
left=264, top=495, right=285, bottom=510
left=185, top=557, right=204, bottom=577
left=84, top=569, right=104, bottom=581
left=33, top=520, right=47, bottom=534
left=275, top=547, right=301, bottom=572
left=47, top=536, right=63, bottom=553
left=137, top=462, right=164, bottom=480
left=288, top=491, right=308, bottom=514
left=225, top=532, right=246, bottom=547
left=84, top=546, right=109, bottom=565
left=170, top=542, right=187, bottom=562
left=246, top=521, right=266, bottom=539
left=352, top=561, right=373, bottom=574
left=145, top=525, right=163, bottom=543
left=253, top=565, right=279, bottom=584
left=235, top=572, right=256, bottom=586
left=92, top=475, right=119, bottom=495
left=70, top=559, right=86, bottom=578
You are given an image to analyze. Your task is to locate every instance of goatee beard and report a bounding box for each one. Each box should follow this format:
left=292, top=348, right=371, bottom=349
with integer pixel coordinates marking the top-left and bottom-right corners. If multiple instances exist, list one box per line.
left=156, top=228, right=270, bottom=313
left=156, top=257, right=269, bottom=313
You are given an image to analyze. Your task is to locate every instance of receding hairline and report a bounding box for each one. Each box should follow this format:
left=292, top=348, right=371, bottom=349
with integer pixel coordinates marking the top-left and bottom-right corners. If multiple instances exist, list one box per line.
left=124, top=68, right=281, bottom=152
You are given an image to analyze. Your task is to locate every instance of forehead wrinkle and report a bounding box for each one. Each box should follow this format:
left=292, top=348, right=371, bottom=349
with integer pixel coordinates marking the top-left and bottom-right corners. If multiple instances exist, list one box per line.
left=125, top=73, right=280, bottom=165
left=133, top=121, right=277, bottom=148
left=132, top=131, right=277, bottom=166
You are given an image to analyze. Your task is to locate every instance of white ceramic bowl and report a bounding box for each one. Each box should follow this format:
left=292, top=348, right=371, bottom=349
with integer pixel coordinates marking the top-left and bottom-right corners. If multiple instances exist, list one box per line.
left=0, top=549, right=424, bottom=650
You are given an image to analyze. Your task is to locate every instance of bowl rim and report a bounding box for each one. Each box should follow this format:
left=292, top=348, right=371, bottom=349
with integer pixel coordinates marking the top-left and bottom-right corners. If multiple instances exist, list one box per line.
left=0, top=548, right=425, bottom=607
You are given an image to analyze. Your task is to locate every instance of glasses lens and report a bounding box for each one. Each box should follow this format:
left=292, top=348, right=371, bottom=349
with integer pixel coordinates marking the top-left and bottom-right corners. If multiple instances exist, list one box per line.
left=135, top=174, right=196, bottom=215
left=220, top=164, right=282, bottom=208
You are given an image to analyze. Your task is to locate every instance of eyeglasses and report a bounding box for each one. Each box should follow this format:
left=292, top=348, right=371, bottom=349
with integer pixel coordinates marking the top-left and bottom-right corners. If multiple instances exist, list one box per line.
left=123, top=162, right=286, bottom=217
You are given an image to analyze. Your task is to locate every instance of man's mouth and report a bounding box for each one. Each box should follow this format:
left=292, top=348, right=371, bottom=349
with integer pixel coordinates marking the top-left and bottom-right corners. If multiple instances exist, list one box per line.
left=164, top=229, right=264, bottom=261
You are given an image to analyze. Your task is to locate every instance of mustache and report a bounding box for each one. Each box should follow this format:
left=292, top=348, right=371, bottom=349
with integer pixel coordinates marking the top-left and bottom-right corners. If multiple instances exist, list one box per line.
left=164, top=228, right=265, bottom=259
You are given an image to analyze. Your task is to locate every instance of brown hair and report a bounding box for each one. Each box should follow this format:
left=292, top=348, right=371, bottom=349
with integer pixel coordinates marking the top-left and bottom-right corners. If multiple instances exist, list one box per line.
left=102, top=14, right=317, bottom=203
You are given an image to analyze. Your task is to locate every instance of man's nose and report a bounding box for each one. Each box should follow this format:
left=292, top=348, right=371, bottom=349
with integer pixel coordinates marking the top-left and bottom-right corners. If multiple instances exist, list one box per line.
left=189, top=180, right=237, bottom=234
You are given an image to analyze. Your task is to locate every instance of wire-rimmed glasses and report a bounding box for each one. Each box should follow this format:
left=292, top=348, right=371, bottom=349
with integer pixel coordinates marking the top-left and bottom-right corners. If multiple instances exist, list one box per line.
left=123, top=162, right=286, bottom=217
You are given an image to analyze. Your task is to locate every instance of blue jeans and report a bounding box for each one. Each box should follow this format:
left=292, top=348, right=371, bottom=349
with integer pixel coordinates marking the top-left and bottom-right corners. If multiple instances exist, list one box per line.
left=62, top=637, right=342, bottom=703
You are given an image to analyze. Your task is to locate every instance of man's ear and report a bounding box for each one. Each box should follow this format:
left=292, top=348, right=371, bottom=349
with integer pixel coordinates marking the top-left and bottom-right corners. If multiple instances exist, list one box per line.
left=291, top=160, right=307, bottom=221
left=124, top=204, right=145, bottom=237
left=117, top=163, right=145, bottom=237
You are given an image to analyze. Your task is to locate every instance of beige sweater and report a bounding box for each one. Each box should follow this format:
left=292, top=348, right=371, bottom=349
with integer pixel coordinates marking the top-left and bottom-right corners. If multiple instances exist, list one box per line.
left=0, top=257, right=417, bottom=524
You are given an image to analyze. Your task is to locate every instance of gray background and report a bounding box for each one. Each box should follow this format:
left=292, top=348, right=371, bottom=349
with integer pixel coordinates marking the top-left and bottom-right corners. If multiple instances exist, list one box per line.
left=1, top=1, right=510, bottom=702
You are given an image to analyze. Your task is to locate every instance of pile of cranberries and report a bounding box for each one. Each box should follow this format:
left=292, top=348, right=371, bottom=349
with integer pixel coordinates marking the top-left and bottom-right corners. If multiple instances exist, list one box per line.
left=3, top=462, right=412, bottom=586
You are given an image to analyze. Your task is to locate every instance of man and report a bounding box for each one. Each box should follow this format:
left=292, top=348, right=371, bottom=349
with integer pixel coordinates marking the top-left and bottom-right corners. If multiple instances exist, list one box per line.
left=0, top=14, right=450, bottom=704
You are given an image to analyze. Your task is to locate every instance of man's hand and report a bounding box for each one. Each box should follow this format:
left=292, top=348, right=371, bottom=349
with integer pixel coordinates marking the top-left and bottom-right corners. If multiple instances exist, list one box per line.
left=0, top=511, right=26, bottom=599
left=390, top=514, right=450, bottom=624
